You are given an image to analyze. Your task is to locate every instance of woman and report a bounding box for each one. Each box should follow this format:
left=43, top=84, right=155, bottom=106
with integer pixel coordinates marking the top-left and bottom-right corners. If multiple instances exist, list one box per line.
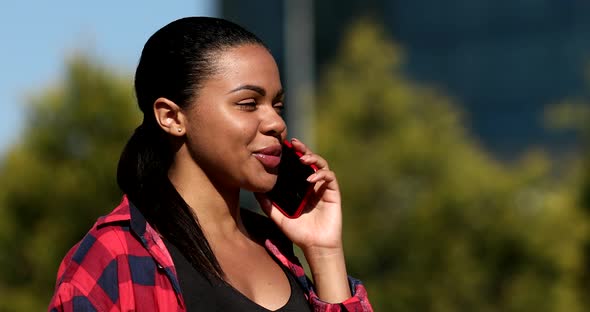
left=49, top=17, right=372, bottom=311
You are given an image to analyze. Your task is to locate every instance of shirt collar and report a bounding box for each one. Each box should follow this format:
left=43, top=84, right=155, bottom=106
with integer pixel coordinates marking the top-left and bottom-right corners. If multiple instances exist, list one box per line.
left=95, top=195, right=133, bottom=227
left=94, top=195, right=151, bottom=241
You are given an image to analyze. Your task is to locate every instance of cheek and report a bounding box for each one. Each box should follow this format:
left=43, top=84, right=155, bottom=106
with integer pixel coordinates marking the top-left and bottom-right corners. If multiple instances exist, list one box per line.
left=240, top=122, right=259, bottom=141
left=188, top=103, right=261, bottom=147
left=228, top=117, right=260, bottom=142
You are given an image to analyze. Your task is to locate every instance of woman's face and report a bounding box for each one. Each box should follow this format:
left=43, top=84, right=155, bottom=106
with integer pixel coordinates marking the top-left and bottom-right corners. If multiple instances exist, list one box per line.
left=183, top=44, right=287, bottom=192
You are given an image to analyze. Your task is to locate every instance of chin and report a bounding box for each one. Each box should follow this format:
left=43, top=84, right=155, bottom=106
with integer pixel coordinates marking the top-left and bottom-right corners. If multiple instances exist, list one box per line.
left=245, top=177, right=277, bottom=193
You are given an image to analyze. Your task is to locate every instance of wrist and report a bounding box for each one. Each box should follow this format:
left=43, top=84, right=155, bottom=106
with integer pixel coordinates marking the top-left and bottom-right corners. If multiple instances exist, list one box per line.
left=302, top=245, right=344, bottom=262
left=303, top=246, right=352, bottom=303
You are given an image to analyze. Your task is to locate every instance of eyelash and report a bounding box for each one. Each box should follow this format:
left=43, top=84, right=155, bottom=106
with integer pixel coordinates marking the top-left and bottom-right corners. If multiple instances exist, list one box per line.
left=237, top=101, right=285, bottom=115
left=273, top=102, right=285, bottom=115
left=238, top=101, right=257, bottom=109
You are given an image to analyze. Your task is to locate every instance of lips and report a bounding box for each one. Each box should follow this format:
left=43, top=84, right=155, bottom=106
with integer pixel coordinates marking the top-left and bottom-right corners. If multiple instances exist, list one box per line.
left=253, top=145, right=282, bottom=168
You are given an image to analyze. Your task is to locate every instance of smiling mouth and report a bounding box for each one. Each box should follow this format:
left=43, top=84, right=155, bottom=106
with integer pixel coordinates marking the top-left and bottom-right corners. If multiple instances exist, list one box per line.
left=253, top=153, right=281, bottom=168
left=253, top=145, right=282, bottom=168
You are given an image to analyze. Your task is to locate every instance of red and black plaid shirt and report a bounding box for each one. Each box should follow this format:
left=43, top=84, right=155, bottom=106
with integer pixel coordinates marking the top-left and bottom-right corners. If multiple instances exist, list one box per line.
left=48, top=196, right=373, bottom=311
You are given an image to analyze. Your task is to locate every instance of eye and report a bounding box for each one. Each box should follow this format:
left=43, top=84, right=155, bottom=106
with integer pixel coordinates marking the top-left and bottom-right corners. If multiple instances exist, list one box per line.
left=236, top=100, right=257, bottom=111
left=273, top=102, right=285, bottom=115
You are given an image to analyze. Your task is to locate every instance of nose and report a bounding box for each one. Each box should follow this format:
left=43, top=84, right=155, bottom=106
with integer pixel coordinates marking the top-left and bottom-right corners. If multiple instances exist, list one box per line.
left=260, top=105, right=287, bottom=137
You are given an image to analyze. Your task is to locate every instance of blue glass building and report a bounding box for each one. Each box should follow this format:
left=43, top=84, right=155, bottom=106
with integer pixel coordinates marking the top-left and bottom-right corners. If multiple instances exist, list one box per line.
left=222, top=0, right=590, bottom=157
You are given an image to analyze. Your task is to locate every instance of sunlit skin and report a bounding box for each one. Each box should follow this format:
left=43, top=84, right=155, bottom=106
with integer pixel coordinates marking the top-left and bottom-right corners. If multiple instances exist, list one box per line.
left=153, top=44, right=351, bottom=309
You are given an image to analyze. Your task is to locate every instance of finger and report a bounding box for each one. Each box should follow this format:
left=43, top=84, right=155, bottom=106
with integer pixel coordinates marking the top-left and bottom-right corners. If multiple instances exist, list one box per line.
left=290, top=138, right=331, bottom=170
left=254, top=192, right=287, bottom=225
left=307, top=169, right=337, bottom=184
left=290, top=138, right=313, bottom=156
left=300, top=153, right=329, bottom=171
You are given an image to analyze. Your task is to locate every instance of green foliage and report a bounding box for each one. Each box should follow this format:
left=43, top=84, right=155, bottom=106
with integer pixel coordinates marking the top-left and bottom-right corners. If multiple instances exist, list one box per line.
left=315, top=19, right=588, bottom=311
left=0, top=55, right=139, bottom=311
left=545, top=66, right=590, bottom=309
left=544, top=101, right=590, bottom=144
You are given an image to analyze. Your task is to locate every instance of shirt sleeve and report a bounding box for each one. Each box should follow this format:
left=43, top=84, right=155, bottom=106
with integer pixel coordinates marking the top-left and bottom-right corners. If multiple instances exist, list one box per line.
left=307, top=276, right=374, bottom=312
left=48, top=282, right=100, bottom=312
left=260, top=218, right=374, bottom=311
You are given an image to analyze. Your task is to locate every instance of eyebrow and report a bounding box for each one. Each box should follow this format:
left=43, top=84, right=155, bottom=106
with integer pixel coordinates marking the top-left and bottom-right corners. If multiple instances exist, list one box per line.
left=228, top=84, right=285, bottom=100
left=228, top=84, right=266, bottom=96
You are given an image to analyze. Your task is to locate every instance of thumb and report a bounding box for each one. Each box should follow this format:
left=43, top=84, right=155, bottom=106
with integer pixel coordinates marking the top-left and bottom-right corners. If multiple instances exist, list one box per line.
left=254, top=193, right=286, bottom=225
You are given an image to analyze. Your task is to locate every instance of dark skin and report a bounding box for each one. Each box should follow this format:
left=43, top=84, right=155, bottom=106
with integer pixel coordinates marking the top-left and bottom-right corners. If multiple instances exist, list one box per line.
left=153, top=44, right=351, bottom=310
left=208, top=216, right=291, bottom=308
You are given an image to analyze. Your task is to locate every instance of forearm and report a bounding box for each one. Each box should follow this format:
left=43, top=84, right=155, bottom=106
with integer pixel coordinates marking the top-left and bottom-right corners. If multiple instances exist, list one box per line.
left=303, top=246, right=352, bottom=303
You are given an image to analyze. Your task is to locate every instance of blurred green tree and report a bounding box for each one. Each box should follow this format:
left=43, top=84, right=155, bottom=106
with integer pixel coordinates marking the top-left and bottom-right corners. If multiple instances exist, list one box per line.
left=544, top=80, right=590, bottom=309
left=0, top=56, right=139, bottom=311
left=315, top=19, right=588, bottom=311
left=1, top=21, right=589, bottom=312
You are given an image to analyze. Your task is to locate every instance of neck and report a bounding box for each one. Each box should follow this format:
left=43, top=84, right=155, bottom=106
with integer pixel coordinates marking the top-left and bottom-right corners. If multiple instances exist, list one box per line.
left=168, top=148, right=247, bottom=241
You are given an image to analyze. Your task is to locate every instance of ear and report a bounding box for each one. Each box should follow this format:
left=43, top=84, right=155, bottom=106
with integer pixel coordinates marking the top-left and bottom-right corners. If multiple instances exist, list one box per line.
left=153, top=97, right=187, bottom=136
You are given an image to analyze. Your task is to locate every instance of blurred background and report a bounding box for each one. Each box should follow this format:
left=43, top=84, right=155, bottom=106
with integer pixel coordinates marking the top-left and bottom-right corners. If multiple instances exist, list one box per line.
left=1, top=0, right=590, bottom=311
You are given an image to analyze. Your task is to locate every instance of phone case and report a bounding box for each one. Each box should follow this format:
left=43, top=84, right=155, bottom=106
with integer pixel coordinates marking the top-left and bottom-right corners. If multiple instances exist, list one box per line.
left=267, top=139, right=318, bottom=218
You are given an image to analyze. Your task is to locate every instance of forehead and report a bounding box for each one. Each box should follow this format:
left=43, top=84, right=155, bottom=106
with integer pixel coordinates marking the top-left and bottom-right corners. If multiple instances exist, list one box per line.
left=206, top=44, right=282, bottom=91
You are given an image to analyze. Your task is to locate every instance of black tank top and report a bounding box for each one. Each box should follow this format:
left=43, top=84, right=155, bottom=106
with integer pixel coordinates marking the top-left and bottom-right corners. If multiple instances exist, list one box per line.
left=163, top=211, right=312, bottom=311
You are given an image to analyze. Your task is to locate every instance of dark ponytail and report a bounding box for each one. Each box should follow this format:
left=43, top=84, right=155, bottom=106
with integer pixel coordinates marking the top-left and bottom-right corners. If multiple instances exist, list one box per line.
left=117, top=17, right=266, bottom=279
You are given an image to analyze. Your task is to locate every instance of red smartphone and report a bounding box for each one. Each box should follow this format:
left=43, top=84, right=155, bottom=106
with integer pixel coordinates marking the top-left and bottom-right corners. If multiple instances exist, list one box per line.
left=266, top=139, right=318, bottom=218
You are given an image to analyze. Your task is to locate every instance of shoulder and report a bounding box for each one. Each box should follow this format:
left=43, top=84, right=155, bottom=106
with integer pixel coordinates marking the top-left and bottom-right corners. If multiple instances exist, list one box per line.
left=55, top=196, right=148, bottom=283
left=56, top=220, right=140, bottom=288
left=52, top=197, right=153, bottom=305
left=50, top=219, right=143, bottom=311
left=50, top=197, right=183, bottom=311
